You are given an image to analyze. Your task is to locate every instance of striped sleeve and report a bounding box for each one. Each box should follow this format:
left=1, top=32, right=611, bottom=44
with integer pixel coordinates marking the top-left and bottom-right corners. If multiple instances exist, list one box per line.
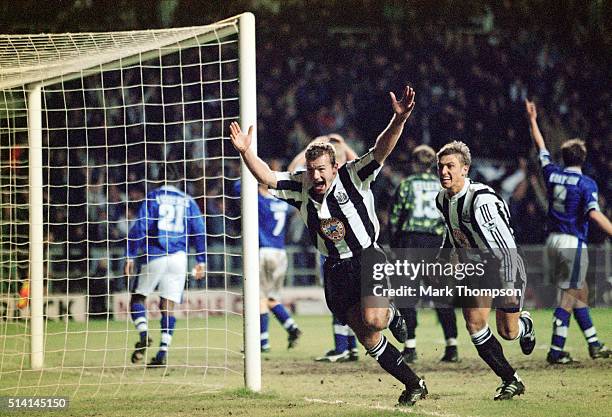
left=346, top=148, right=382, bottom=190
left=270, top=170, right=305, bottom=208
left=472, top=193, right=519, bottom=286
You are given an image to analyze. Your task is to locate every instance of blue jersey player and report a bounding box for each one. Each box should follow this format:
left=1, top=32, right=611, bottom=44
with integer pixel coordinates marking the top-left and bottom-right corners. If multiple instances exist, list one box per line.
left=125, top=168, right=206, bottom=367
left=235, top=179, right=301, bottom=351
left=526, top=100, right=612, bottom=363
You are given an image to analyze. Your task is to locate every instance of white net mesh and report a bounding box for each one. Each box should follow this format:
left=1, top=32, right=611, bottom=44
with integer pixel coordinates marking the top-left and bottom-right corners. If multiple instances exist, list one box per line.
left=0, top=19, right=248, bottom=396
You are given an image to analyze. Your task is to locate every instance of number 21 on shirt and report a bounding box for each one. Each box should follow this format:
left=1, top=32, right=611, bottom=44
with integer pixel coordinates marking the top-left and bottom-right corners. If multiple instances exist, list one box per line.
left=158, top=203, right=185, bottom=233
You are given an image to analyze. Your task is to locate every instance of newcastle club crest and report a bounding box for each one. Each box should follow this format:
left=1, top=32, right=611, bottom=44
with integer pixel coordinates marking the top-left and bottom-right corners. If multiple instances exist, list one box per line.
left=334, top=190, right=349, bottom=204
left=320, top=217, right=346, bottom=242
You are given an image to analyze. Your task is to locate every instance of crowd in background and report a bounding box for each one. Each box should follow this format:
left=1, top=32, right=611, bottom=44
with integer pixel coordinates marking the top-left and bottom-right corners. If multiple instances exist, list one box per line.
left=252, top=12, right=610, bottom=246
left=2, top=2, right=610, bottom=296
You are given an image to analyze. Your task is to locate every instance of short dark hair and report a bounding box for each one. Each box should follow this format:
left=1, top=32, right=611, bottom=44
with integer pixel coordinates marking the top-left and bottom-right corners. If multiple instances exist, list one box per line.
left=437, top=140, right=471, bottom=166
left=305, top=142, right=336, bottom=166
left=412, top=144, right=436, bottom=173
left=561, top=138, right=586, bottom=167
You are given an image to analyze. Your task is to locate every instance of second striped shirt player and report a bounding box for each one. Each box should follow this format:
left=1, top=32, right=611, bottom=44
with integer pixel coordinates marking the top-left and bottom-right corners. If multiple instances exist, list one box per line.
left=435, top=141, right=536, bottom=400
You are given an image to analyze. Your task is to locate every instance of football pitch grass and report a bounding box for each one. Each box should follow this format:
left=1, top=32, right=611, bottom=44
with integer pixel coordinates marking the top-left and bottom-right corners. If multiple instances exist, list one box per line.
left=1, top=309, right=610, bottom=416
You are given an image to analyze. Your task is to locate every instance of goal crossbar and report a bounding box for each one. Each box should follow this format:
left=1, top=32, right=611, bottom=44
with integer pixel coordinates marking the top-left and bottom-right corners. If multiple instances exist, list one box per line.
left=0, top=21, right=238, bottom=90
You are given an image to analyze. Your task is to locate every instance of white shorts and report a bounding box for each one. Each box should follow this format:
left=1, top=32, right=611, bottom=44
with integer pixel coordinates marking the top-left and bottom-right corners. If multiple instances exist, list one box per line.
left=135, top=252, right=188, bottom=303
left=546, top=234, right=588, bottom=289
left=259, top=248, right=288, bottom=300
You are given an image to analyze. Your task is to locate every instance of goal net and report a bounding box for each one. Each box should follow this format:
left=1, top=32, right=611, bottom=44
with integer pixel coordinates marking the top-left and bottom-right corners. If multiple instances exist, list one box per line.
left=0, top=13, right=260, bottom=397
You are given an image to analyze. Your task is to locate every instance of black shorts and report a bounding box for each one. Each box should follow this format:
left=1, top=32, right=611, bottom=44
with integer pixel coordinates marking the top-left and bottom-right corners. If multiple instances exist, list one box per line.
left=323, top=246, right=388, bottom=325
left=392, top=232, right=445, bottom=308
left=449, top=256, right=524, bottom=312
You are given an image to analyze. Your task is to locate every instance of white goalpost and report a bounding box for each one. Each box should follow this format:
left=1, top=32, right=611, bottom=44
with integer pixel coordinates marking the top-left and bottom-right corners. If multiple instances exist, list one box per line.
left=0, top=12, right=260, bottom=396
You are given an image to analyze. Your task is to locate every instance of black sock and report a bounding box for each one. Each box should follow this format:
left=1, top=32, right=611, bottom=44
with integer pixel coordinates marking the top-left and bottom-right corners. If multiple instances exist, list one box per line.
left=367, top=335, right=421, bottom=388
left=399, top=307, right=417, bottom=340
left=436, top=308, right=458, bottom=340
left=519, top=314, right=532, bottom=336
left=471, top=325, right=515, bottom=381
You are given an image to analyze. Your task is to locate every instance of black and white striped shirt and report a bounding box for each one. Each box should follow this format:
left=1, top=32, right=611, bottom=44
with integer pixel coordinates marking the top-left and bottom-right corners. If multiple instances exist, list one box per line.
left=271, top=150, right=382, bottom=259
left=436, top=179, right=526, bottom=285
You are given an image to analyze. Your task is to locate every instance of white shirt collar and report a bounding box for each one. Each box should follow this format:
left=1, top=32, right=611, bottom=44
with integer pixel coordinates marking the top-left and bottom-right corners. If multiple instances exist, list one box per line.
left=160, top=185, right=183, bottom=194
left=564, top=167, right=582, bottom=174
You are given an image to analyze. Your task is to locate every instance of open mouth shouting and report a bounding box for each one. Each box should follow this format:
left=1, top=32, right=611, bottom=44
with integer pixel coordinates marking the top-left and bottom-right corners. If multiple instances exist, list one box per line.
left=440, top=175, right=452, bottom=188
left=313, top=179, right=326, bottom=194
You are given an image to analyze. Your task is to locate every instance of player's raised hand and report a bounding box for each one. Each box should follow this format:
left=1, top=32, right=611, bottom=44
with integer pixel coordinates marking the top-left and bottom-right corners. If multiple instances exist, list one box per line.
left=389, top=85, right=416, bottom=120
left=229, top=122, right=253, bottom=154
left=525, top=99, right=537, bottom=120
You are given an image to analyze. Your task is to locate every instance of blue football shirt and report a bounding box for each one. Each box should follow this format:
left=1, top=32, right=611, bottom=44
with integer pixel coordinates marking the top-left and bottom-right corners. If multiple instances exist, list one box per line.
left=234, top=181, right=289, bottom=249
left=258, top=193, right=289, bottom=249
left=539, top=150, right=600, bottom=241
left=126, top=185, right=207, bottom=263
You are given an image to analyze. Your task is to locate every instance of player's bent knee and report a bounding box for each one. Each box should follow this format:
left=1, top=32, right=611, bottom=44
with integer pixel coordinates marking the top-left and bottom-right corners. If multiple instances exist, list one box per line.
left=498, top=326, right=518, bottom=340
left=465, top=320, right=487, bottom=334
left=362, top=310, right=387, bottom=332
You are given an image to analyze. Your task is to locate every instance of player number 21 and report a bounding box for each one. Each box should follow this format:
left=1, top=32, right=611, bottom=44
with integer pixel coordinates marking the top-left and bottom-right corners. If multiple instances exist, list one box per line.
left=158, top=203, right=185, bottom=233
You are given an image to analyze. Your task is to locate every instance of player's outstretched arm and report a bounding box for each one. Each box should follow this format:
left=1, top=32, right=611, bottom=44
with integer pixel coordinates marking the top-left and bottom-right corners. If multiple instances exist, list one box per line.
left=525, top=99, right=547, bottom=152
left=373, top=85, right=416, bottom=164
left=229, top=122, right=277, bottom=188
left=589, top=210, right=612, bottom=237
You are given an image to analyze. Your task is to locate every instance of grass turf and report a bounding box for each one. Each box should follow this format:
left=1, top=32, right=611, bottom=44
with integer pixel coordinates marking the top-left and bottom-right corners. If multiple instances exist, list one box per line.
left=0, top=308, right=610, bottom=416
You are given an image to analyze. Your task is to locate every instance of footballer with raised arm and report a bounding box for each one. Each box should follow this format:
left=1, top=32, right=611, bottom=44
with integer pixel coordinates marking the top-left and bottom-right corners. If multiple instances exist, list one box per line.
left=525, top=99, right=612, bottom=364
left=230, top=86, right=428, bottom=406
